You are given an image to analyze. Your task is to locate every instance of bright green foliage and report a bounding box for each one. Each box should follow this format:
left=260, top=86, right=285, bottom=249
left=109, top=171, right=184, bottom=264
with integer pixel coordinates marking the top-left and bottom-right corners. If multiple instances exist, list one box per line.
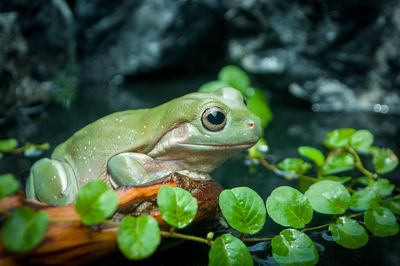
left=75, top=179, right=119, bottom=225
left=271, top=229, right=319, bottom=266
left=219, top=187, right=266, bottom=234
left=117, top=215, right=161, bottom=260
left=370, top=147, right=398, bottom=174
left=199, top=80, right=231, bottom=93
left=324, top=128, right=356, bottom=149
left=383, top=195, right=400, bottom=215
left=322, top=152, right=354, bottom=175
left=350, top=188, right=379, bottom=211
left=278, top=158, right=311, bottom=175
left=1, top=207, right=49, bottom=252
left=209, top=234, right=253, bottom=266
left=0, top=173, right=19, bottom=199
left=364, top=206, right=399, bottom=237
left=0, top=138, right=18, bottom=152
left=305, top=180, right=351, bottom=214
left=245, top=87, right=273, bottom=128
left=328, top=217, right=368, bottom=249
left=298, top=146, right=325, bottom=167
left=266, top=186, right=313, bottom=229
left=248, top=138, right=269, bottom=159
left=24, top=142, right=50, bottom=157
left=157, top=185, right=198, bottom=229
left=369, top=178, right=395, bottom=198
left=321, top=176, right=351, bottom=184
left=218, top=65, right=250, bottom=94
left=351, top=130, right=374, bottom=151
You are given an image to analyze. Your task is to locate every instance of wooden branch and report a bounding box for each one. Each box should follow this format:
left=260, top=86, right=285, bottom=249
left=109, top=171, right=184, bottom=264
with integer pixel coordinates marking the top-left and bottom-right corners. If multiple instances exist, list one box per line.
left=0, top=173, right=223, bottom=265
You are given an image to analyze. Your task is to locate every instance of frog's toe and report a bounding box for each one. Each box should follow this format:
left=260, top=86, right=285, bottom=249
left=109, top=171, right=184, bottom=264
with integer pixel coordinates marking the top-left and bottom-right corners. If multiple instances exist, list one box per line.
left=26, top=158, right=78, bottom=206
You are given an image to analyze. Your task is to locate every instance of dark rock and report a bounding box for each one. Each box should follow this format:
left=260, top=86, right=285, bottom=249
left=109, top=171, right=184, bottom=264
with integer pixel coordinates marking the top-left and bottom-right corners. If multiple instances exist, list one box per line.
left=0, top=12, right=51, bottom=117
left=75, top=0, right=225, bottom=81
left=0, top=0, right=76, bottom=79
left=225, top=0, right=400, bottom=112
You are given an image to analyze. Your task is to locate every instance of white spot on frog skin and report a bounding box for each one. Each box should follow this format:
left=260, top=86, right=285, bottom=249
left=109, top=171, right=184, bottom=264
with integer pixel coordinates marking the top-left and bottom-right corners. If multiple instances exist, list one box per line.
left=144, top=125, right=147, bottom=128
left=161, top=125, right=164, bottom=129
left=84, top=146, right=87, bottom=150
left=118, top=135, right=121, bottom=139
left=88, top=168, right=92, bottom=173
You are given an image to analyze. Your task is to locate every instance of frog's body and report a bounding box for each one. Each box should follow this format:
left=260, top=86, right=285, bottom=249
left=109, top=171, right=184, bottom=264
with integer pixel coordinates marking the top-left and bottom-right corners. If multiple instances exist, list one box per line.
left=26, top=88, right=262, bottom=205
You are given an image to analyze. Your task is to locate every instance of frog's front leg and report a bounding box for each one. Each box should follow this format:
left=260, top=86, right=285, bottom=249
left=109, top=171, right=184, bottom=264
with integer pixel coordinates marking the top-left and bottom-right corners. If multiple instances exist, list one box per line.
left=107, top=152, right=166, bottom=187
left=25, top=158, right=78, bottom=206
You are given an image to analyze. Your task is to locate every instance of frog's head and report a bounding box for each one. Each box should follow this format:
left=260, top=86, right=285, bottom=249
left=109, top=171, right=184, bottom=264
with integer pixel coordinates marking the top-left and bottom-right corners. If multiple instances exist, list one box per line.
left=148, top=87, right=262, bottom=173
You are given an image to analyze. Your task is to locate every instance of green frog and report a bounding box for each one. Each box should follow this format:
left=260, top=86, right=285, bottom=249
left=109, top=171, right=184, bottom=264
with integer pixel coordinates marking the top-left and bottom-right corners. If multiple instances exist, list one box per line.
left=26, top=87, right=262, bottom=205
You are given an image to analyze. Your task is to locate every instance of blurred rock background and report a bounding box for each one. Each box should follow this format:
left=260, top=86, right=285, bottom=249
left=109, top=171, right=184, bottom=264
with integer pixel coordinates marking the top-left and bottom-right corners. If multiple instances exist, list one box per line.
left=1, top=0, right=400, bottom=117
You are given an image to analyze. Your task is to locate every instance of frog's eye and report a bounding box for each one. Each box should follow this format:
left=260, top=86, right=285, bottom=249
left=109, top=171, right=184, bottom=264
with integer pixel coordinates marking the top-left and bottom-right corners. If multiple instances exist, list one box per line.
left=202, top=107, right=227, bottom=131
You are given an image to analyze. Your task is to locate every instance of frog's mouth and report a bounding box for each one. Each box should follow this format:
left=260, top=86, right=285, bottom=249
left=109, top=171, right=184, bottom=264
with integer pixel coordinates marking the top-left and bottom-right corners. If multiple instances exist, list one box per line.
left=178, top=142, right=256, bottom=150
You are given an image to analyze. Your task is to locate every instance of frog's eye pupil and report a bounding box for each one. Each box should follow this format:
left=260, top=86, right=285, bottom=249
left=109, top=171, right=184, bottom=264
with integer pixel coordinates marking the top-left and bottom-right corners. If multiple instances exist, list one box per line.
left=202, top=107, right=227, bottom=131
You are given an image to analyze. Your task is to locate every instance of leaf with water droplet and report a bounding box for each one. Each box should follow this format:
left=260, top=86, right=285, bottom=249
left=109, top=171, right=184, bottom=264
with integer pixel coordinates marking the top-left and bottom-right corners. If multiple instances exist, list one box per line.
left=364, top=206, right=399, bottom=237
left=219, top=187, right=266, bottom=234
left=369, top=178, right=394, bottom=198
left=278, top=158, right=311, bottom=175
left=350, top=188, right=379, bottom=211
left=329, top=217, right=368, bottom=249
left=298, top=146, right=325, bottom=167
left=322, top=152, right=354, bottom=175
left=324, top=128, right=356, bottom=149
left=209, top=234, right=253, bottom=266
left=370, top=147, right=398, bottom=174
left=266, top=186, right=313, bottom=228
left=157, top=185, right=198, bottom=229
left=305, top=180, right=351, bottom=214
left=271, top=229, right=319, bottom=266
left=351, top=129, right=374, bottom=151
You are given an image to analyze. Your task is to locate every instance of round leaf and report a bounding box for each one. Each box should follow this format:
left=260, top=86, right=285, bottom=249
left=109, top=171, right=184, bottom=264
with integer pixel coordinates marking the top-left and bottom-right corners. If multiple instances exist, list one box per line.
left=350, top=188, right=379, bottom=211
left=246, top=87, right=273, bottom=128
left=157, top=185, right=198, bottom=229
left=209, top=234, right=253, bottom=266
left=198, top=80, right=231, bottom=92
left=383, top=195, right=400, bottom=215
left=266, top=186, right=313, bottom=228
left=0, top=173, right=20, bottom=199
left=305, top=180, right=351, bottom=214
left=371, top=148, right=398, bottom=174
left=117, top=215, right=161, bottom=260
left=369, top=178, right=395, bottom=198
left=328, top=217, right=368, bottom=249
left=272, top=229, right=319, bottom=266
left=278, top=158, right=311, bottom=175
left=75, top=179, right=119, bottom=225
left=0, top=138, right=18, bottom=152
left=218, top=65, right=250, bottom=94
left=364, top=206, right=399, bottom=237
left=219, top=187, right=266, bottom=234
left=1, top=207, right=49, bottom=252
left=324, top=128, right=356, bottom=149
left=351, top=130, right=373, bottom=151
left=298, top=146, right=325, bottom=167
left=322, top=152, right=354, bottom=175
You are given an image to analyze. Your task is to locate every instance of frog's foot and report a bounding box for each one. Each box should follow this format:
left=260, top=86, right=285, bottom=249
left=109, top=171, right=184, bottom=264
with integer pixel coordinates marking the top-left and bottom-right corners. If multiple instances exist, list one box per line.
left=108, top=153, right=156, bottom=187
left=25, top=158, right=78, bottom=206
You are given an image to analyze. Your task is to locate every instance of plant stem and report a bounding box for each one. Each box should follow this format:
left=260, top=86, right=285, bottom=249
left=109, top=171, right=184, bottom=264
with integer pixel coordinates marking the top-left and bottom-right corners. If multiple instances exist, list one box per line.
left=346, top=147, right=377, bottom=180
left=242, top=237, right=273, bottom=242
left=301, top=222, right=332, bottom=232
left=160, top=231, right=212, bottom=246
left=258, top=157, right=277, bottom=172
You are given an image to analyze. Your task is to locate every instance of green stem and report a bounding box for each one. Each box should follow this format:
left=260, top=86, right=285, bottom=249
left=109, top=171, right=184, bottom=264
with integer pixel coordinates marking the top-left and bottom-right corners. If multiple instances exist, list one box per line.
left=301, top=222, right=332, bottom=232
left=242, top=237, right=273, bottom=242
left=160, top=231, right=212, bottom=246
left=346, top=147, right=377, bottom=180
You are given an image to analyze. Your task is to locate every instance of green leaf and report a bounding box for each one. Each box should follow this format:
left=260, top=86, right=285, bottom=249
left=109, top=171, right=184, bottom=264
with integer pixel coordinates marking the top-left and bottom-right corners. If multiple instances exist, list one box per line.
left=117, top=215, right=161, bottom=260
left=328, top=217, right=368, bottom=249
left=278, top=158, right=311, bottom=175
left=245, top=87, right=272, bottom=128
left=266, top=186, right=313, bottom=229
left=350, top=188, right=379, bottom=211
left=157, top=185, right=198, bottom=229
left=248, top=138, right=269, bottom=159
left=351, top=130, right=374, bottom=151
left=0, top=138, right=18, bottom=152
left=320, top=176, right=351, bottom=184
left=369, top=178, right=395, bottom=198
left=0, top=173, right=20, bottom=199
left=324, top=128, right=356, bottom=149
left=364, top=206, right=399, bottom=237
left=305, top=180, right=351, bottom=214
left=198, top=80, right=231, bottom=92
left=383, top=195, right=400, bottom=215
left=219, top=187, right=266, bottom=234
left=75, top=179, right=119, bottom=225
left=322, top=152, right=354, bottom=175
left=271, top=229, right=319, bottom=266
left=370, top=147, right=398, bottom=174
left=209, top=234, right=253, bottom=266
left=298, top=146, right=325, bottom=167
left=218, top=65, right=250, bottom=94
left=1, top=207, right=49, bottom=252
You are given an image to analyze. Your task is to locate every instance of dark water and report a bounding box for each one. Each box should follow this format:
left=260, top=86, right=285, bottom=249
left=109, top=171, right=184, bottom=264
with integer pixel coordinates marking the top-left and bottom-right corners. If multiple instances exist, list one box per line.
left=0, top=70, right=399, bottom=265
